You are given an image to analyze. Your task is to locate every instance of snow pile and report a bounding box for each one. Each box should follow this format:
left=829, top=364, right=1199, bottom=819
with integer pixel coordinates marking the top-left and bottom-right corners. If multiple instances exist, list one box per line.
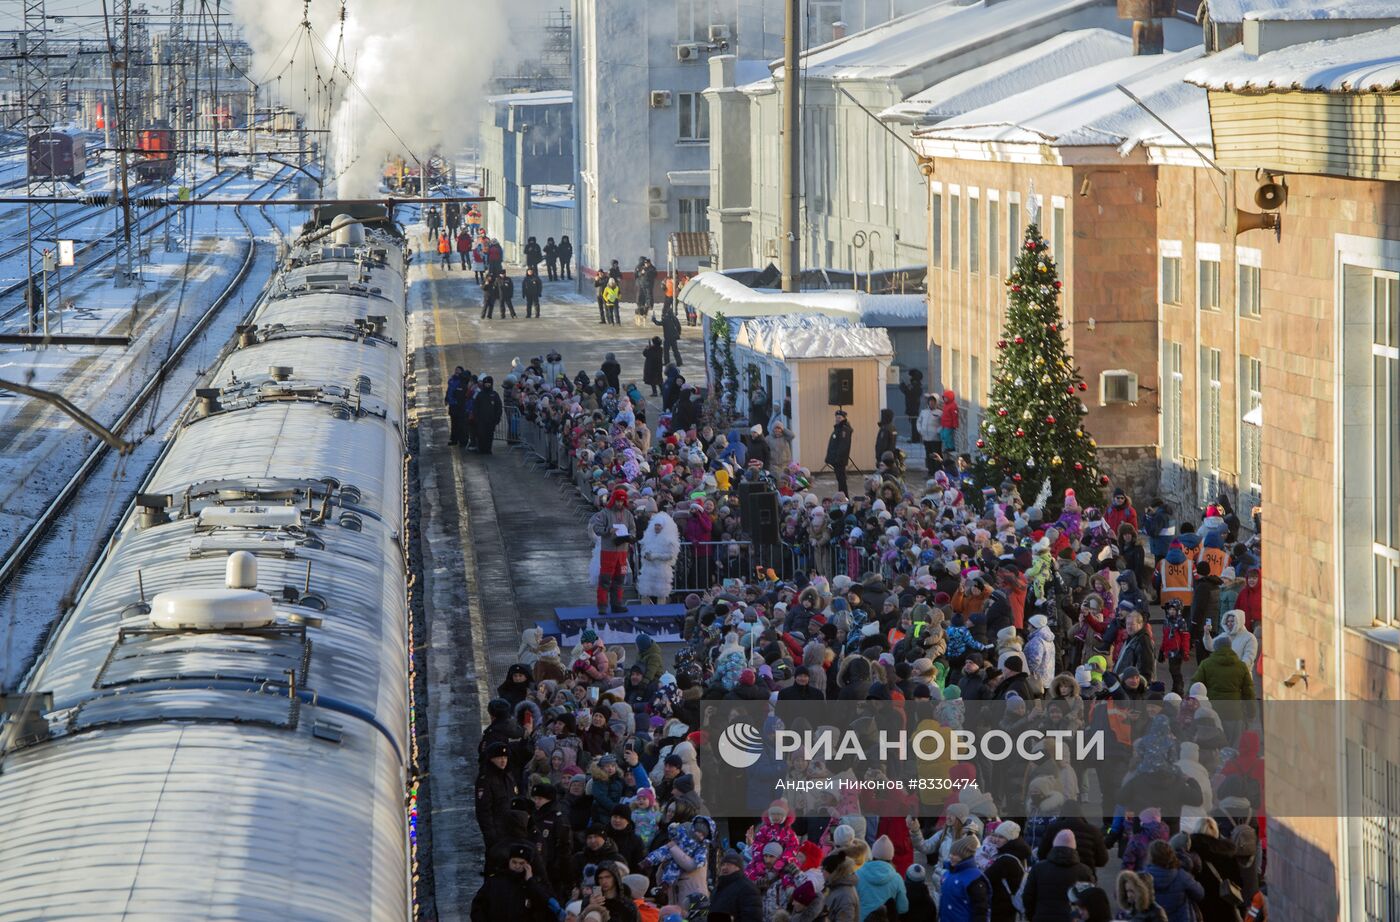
left=916, top=47, right=1210, bottom=152
left=1208, top=0, right=1400, bottom=23
left=734, top=315, right=893, bottom=361
left=1185, top=25, right=1400, bottom=92
left=679, top=272, right=926, bottom=328
left=485, top=90, right=572, bottom=107
left=880, top=29, right=1133, bottom=125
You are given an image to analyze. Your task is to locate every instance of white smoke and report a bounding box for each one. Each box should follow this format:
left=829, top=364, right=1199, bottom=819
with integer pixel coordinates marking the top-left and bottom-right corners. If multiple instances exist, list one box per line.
left=230, top=0, right=559, bottom=196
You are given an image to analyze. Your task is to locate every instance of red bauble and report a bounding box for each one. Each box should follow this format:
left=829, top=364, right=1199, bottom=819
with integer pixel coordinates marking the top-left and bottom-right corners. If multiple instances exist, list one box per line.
left=1099, top=475, right=1111, bottom=486
left=1074, top=462, right=1084, bottom=471
left=1045, top=415, right=1056, bottom=424
left=997, top=408, right=1008, bottom=417
left=1047, top=323, right=1057, bottom=332
left=997, top=339, right=1008, bottom=349
left=1077, top=382, right=1087, bottom=392
left=1066, top=386, right=1076, bottom=395
left=975, top=439, right=985, bottom=448
left=1054, top=281, right=1062, bottom=290
left=1015, top=336, right=1025, bottom=344
left=1013, top=473, right=1023, bottom=482
left=1014, top=428, right=1025, bottom=438
left=1011, top=285, right=1022, bottom=293
left=1025, top=240, right=1035, bottom=251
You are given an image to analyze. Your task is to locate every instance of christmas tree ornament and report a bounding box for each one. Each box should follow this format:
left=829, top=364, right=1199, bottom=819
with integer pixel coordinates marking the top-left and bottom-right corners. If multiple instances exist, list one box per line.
left=1014, top=428, right=1025, bottom=438
left=997, top=339, right=1007, bottom=349
left=1026, top=457, right=1036, bottom=468
left=1013, top=473, right=1023, bottom=482
left=1074, top=462, right=1084, bottom=471
left=1047, top=323, right=1057, bottom=332
left=1051, top=455, right=1062, bottom=467
left=997, top=408, right=1008, bottom=417
left=1038, top=263, right=1048, bottom=273
left=1042, top=374, right=1052, bottom=384
left=1054, top=280, right=1063, bottom=290
left=1089, top=439, right=1097, bottom=448
left=1022, top=410, right=1031, bottom=420
left=1099, top=474, right=1110, bottom=486
left=1015, top=336, right=1024, bottom=344
left=1066, top=386, right=1075, bottom=395
left=976, top=439, right=985, bottom=449
left=1035, top=356, right=1046, bottom=366
left=1045, top=415, right=1056, bottom=424
left=988, top=425, right=997, bottom=434
left=1015, top=377, right=1024, bottom=387
left=1011, top=285, right=1022, bottom=293
left=1075, top=429, right=1084, bottom=437
left=1078, top=381, right=1087, bottom=391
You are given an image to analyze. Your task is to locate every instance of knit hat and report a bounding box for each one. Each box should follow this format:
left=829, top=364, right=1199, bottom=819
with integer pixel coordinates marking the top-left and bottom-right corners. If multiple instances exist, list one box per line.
left=720, top=848, right=745, bottom=868
left=763, top=841, right=785, bottom=859
left=1189, top=682, right=1209, bottom=700
left=1029, top=614, right=1048, bottom=630
left=991, top=820, right=1021, bottom=842
left=949, top=834, right=980, bottom=863
left=792, top=880, right=819, bottom=905
left=581, top=628, right=599, bottom=644
left=911, top=657, right=936, bottom=678
left=905, top=864, right=927, bottom=883
left=621, top=874, right=650, bottom=899
left=831, top=824, right=855, bottom=848
left=871, top=835, right=896, bottom=862
left=1053, top=829, right=1077, bottom=849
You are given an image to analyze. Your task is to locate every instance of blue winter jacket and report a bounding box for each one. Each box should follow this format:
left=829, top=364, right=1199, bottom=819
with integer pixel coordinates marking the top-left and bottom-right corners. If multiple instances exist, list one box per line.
left=1145, top=864, right=1205, bottom=922
left=856, top=860, right=908, bottom=920
left=939, top=857, right=992, bottom=922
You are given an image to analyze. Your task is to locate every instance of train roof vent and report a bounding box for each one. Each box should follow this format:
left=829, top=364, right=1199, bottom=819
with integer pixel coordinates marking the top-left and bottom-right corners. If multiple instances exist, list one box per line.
left=197, top=505, right=302, bottom=529
left=149, top=551, right=275, bottom=630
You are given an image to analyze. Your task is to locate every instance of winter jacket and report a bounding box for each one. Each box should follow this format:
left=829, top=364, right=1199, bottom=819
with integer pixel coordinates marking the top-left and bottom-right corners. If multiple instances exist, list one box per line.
left=940, top=395, right=960, bottom=430
left=643, top=343, right=664, bottom=386
left=855, top=860, right=908, bottom=920
left=874, top=412, right=899, bottom=466
left=916, top=407, right=940, bottom=442
left=769, top=429, right=794, bottom=470
left=1223, top=614, right=1258, bottom=669
left=469, top=869, right=559, bottom=922
left=709, top=869, right=763, bottom=921
left=1105, top=499, right=1139, bottom=534
left=1190, top=645, right=1256, bottom=704
left=1144, top=864, right=1204, bottom=922
left=986, top=838, right=1031, bottom=922
left=1035, top=817, right=1109, bottom=869
left=1189, top=834, right=1244, bottom=922
left=1190, top=574, right=1222, bottom=635
left=1022, top=846, right=1095, bottom=922
left=522, top=274, right=543, bottom=299
left=590, top=507, right=638, bottom=552
left=474, top=762, right=520, bottom=848
left=938, top=856, right=991, bottom=922
left=824, top=857, right=862, bottom=922
left=1025, top=623, right=1055, bottom=692
left=1114, top=628, right=1156, bottom=682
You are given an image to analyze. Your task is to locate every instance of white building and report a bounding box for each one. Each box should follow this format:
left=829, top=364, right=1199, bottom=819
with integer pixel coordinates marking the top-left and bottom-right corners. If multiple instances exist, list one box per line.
left=570, top=0, right=922, bottom=291
left=477, top=90, right=575, bottom=264
left=705, top=0, right=1198, bottom=277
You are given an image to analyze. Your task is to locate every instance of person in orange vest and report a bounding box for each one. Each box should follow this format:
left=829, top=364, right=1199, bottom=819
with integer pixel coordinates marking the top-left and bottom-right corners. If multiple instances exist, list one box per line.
left=1200, top=531, right=1228, bottom=577
left=436, top=232, right=451, bottom=270
left=1154, top=538, right=1195, bottom=619
left=1177, top=523, right=1203, bottom=567
left=662, top=274, right=676, bottom=311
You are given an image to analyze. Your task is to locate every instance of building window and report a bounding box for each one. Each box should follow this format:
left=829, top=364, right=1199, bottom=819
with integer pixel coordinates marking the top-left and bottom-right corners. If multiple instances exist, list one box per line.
left=1198, top=243, right=1222, bottom=311
left=1350, top=742, right=1400, bottom=922
left=808, top=0, right=842, bottom=45
left=931, top=189, right=943, bottom=267
left=678, top=92, right=709, bottom=141
left=988, top=198, right=1000, bottom=277
left=1052, top=199, right=1066, bottom=262
left=1238, top=246, right=1262, bottom=318
left=950, top=348, right=962, bottom=396
left=1160, top=240, right=1182, bottom=305
left=678, top=197, right=710, bottom=233
left=1008, top=199, right=1021, bottom=267
left=1240, top=355, right=1262, bottom=500
left=950, top=192, right=961, bottom=271
left=968, top=191, right=980, bottom=274
left=677, top=0, right=712, bottom=41
left=1374, top=272, right=1399, bottom=624
left=1199, top=346, right=1222, bottom=503
left=1164, top=342, right=1183, bottom=463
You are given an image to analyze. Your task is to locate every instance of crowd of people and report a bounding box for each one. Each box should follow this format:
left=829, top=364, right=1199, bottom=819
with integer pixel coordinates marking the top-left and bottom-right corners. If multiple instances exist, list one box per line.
left=468, top=345, right=1269, bottom=922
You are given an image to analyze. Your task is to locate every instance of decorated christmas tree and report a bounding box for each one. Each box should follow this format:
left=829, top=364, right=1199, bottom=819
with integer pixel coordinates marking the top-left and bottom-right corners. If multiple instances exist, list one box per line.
left=975, top=222, right=1105, bottom=512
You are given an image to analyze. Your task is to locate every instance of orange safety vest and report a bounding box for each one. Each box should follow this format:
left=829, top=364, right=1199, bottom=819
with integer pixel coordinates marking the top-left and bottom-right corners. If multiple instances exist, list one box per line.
left=1201, top=545, right=1227, bottom=578
left=664, top=277, right=676, bottom=297
left=1159, top=558, right=1194, bottom=607
left=437, top=235, right=450, bottom=254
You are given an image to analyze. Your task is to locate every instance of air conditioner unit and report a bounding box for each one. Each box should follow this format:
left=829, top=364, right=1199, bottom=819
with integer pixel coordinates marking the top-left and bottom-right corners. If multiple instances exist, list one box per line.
left=649, top=90, right=672, bottom=109
left=708, top=23, right=731, bottom=42
left=1099, top=369, right=1139, bottom=405
left=648, top=185, right=667, bottom=203
left=676, top=42, right=702, bottom=61
left=648, top=203, right=669, bottom=220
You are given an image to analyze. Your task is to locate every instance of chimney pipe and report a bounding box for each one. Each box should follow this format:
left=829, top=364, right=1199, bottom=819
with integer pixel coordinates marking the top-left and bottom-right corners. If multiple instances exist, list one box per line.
left=1117, top=0, right=1171, bottom=54
left=832, top=20, right=846, bottom=40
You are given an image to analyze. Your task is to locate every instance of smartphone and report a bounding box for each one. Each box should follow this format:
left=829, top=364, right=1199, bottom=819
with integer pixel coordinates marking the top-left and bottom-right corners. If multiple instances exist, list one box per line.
left=1205, top=619, right=1213, bottom=632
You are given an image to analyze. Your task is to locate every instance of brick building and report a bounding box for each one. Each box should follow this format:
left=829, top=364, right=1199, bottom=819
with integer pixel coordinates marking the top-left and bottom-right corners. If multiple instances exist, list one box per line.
left=1187, top=20, right=1400, bottom=920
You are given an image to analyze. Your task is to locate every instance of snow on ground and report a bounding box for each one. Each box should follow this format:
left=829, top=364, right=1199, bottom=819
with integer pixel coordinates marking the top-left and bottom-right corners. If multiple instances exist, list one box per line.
left=0, top=172, right=307, bottom=684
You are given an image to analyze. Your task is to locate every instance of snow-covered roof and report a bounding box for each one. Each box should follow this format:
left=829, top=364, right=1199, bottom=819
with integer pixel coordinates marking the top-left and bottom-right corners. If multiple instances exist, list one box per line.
left=915, top=47, right=1209, bottom=152
left=879, top=29, right=1133, bottom=125
left=485, top=89, right=572, bottom=107
left=679, top=271, right=926, bottom=328
left=1206, top=0, right=1400, bottom=24
left=1185, top=25, right=1400, bottom=92
left=775, top=0, right=1112, bottom=82
left=734, top=315, right=894, bottom=361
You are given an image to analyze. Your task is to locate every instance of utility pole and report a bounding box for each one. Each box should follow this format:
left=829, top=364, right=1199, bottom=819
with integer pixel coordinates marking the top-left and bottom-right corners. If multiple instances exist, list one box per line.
left=780, top=0, right=801, bottom=292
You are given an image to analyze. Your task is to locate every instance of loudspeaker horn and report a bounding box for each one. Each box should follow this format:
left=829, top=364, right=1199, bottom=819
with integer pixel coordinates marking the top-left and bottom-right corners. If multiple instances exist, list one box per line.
left=1254, top=181, right=1287, bottom=211
left=1235, top=210, right=1280, bottom=236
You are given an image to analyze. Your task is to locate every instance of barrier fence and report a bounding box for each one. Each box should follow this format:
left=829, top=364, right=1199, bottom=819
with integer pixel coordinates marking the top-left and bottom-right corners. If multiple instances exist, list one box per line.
left=505, top=407, right=883, bottom=593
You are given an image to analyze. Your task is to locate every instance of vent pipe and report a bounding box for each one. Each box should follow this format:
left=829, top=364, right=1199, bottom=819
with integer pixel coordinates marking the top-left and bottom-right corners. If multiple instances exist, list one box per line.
left=1117, top=0, right=1172, bottom=54
left=269, top=366, right=294, bottom=382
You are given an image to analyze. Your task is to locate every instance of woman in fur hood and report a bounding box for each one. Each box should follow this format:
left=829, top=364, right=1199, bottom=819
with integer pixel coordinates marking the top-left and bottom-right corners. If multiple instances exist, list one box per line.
left=637, top=511, right=680, bottom=603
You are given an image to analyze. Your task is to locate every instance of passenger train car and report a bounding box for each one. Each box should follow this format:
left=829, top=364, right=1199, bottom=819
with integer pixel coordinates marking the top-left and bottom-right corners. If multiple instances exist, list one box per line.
left=0, top=205, right=413, bottom=920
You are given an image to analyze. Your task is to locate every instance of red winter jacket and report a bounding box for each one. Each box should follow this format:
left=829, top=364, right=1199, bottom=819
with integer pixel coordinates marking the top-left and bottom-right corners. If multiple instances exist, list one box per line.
left=940, top=392, right=960, bottom=429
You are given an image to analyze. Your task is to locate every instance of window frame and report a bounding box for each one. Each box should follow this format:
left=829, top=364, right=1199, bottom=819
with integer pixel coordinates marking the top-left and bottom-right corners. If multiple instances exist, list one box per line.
left=677, top=91, right=710, bottom=142
left=1007, top=193, right=1022, bottom=269
left=1051, top=196, right=1067, bottom=262
left=987, top=191, right=1001, bottom=278
left=1238, top=246, right=1262, bottom=318
left=1373, top=271, right=1400, bottom=626
left=968, top=187, right=980, bottom=274
left=931, top=183, right=943, bottom=268
left=949, top=186, right=961, bottom=271
left=1160, top=240, right=1183, bottom=306
left=1197, top=242, right=1222, bottom=312
left=678, top=196, right=710, bottom=234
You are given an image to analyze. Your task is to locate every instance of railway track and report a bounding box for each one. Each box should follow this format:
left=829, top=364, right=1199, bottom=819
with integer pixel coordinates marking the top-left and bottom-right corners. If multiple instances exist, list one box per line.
left=0, top=169, right=244, bottom=326
left=0, top=169, right=297, bottom=597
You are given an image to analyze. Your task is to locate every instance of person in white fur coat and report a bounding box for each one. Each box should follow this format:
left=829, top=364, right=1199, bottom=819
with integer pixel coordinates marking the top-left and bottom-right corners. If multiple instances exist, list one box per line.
left=637, top=511, right=680, bottom=603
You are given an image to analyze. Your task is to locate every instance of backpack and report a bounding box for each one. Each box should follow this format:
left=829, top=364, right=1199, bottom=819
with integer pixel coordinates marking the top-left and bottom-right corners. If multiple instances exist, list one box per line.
left=994, top=852, right=1030, bottom=915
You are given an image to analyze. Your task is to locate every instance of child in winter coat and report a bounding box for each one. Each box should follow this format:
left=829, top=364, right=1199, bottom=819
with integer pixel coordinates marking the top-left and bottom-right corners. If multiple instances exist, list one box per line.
left=643, top=816, right=715, bottom=906
left=1121, top=808, right=1172, bottom=873
left=746, top=800, right=800, bottom=881
left=1158, top=600, right=1191, bottom=696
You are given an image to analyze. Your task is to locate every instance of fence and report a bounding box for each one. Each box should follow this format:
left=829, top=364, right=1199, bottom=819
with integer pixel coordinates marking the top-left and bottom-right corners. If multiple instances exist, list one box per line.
left=505, top=407, right=882, bottom=592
